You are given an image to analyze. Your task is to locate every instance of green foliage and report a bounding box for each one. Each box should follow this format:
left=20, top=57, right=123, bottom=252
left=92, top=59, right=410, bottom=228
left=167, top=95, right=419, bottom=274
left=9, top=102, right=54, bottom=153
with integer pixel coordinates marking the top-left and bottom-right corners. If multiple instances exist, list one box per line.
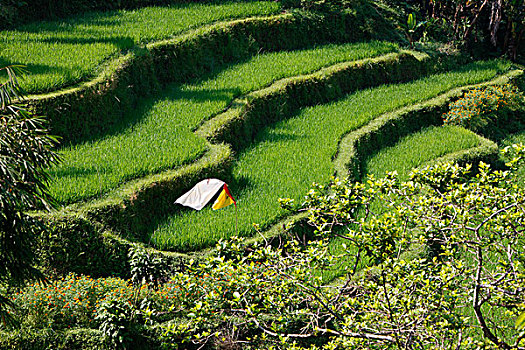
left=0, top=328, right=105, bottom=350
left=128, top=245, right=165, bottom=288
left=7, top=145, right=525, bottom=347
left=10, top=274, right=133, bottom=330
left=298, top=0, right=345, bottom=13
left=95, top=295, right=136, bottom=348
left=0, top=65, right=60, bottom=326
left=283, top=146, right=525, bottom=348
left=398, top=12, right=426, bottom=47
left=443, top=84, right=525, bottom=140
left=35, top=215, right=129, bottom=278
left=151, top=61, right=510, bottom=252
left=501, top=130, right=525, bottom=185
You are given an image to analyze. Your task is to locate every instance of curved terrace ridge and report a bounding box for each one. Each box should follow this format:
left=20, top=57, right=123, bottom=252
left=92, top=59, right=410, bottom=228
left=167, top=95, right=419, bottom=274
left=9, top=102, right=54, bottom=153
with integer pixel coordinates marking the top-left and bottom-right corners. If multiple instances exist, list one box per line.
left=42, top=57, right=521, bottom=256
left=24, top=11, right=374, bottom=145
left=33, top=56, right=522, bottom=278
left=47, top=43, right=404, bottom=206
left=53, top=51, right=425, bottom=209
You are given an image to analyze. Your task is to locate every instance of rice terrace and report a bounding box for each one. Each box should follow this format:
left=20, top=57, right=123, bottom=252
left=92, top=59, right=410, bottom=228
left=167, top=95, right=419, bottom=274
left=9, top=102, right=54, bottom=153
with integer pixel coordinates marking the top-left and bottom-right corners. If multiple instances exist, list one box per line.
left=1, top=0, right=525, bottom=348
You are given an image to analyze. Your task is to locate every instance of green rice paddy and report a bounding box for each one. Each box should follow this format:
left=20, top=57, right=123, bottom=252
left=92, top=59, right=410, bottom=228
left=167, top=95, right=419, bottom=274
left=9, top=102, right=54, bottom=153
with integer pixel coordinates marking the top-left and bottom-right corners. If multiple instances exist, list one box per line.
left=363, top=125, right=482, bottom=181
left=0, top=1, right=280, bottom=93
left=47, top=41, right=400, bottom=204
left=150, top=60, right=511, bottom=252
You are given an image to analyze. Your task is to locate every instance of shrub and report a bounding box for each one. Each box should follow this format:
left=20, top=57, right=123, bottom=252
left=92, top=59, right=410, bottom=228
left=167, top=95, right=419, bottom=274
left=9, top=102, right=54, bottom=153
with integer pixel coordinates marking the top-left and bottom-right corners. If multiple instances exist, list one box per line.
left=7, top=139, right=525, bottom=350
left=95, top=295, right=137, bottom=348
left=11, top=274, right=134, bottom=330
left=0, top=64, right=60, bottom=327
left=443, top=84, right=525, bottom=139
left=35, top=215, right=130, bottom=278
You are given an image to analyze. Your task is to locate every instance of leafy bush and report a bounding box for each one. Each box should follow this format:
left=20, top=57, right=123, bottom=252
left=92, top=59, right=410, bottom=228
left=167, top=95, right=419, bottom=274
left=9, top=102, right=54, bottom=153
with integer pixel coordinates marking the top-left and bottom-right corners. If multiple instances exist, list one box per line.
left=11, top=274, right=135, bottom=329
left=129, top=245, right=166, bottom=288
left=0, top=328, right=105, bottom=350
left=6, top=143, right=525, bottom=348
left=0, top=65, right=60, bottom=326
left=95, top=295, right=137, bottom=348
left=443, top=84, right=525, bottom=139
left=36, top=216, right=130, bottom=278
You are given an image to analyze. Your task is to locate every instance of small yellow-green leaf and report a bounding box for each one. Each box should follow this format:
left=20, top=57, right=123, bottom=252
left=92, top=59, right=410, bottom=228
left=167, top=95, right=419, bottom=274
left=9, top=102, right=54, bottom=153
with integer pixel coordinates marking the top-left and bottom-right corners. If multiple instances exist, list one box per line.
left=516, top=311, right=525, bottom=330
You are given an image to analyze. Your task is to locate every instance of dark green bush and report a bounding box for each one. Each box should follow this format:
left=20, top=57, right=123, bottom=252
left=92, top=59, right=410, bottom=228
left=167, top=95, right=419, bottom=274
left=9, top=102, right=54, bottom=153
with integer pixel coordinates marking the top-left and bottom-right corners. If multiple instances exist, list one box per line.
left=0, top=0, right=24, bottom=28
left=35, top=215, right=129, bottom=278
left=0, top=328, right=105, bottom=350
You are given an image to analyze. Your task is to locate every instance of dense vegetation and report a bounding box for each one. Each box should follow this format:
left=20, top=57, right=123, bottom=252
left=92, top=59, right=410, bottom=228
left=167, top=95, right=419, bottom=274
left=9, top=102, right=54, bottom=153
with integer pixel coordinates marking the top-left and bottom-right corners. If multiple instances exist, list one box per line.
left=4, top=149, right=525, bottom=349
left=1, top=0, right=525, bottom=348
left=0, top=66, right=60, bottom=327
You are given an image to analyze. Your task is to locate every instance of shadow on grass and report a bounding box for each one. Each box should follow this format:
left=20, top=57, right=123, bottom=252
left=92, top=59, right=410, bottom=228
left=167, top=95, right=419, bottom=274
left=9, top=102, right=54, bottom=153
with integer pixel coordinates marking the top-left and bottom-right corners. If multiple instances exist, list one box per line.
left=48, top=165, right=101, bottom=178
left=76, top=85, right=243, bottom=144
left=60, top=52, right=254, bottom=148
left=36, top=35, right=135, bottom=50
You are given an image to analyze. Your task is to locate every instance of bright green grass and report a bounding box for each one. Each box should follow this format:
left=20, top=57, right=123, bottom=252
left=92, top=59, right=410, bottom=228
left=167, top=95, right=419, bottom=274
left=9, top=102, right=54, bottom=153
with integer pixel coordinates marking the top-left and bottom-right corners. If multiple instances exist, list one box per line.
left=0, top=1, right=279, bottom=93
left=363, top=125, right=481, bottom=181
left=47, top=41, right=401, bottom=204
left=150, top=60, right=511, bottom=252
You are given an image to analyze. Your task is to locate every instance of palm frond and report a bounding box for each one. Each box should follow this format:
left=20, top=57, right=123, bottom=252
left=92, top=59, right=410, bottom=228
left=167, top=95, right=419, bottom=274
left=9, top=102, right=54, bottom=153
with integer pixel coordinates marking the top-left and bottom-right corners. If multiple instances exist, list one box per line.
left=0, top=65, right=26, bottom=109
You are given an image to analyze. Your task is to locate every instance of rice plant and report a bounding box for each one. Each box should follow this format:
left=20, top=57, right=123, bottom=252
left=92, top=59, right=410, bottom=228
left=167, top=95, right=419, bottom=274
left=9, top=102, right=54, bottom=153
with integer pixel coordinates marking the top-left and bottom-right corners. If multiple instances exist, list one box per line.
left=47, top=41, right=400, bottom=204
left=150, top=60, right=511, bottom=252
left=363, top=125, right=481, bottom=181
left=0, top=1, right=280, bottom=93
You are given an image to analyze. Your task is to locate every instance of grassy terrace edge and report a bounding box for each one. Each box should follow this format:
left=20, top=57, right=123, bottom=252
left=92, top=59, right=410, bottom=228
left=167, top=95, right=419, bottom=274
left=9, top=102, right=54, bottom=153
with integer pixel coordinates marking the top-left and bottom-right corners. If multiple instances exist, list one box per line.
left=78, top=51, right=432, bottom=234
left=24, top=12, right=375, bottom=145
left=332, top=70, right=525, bottom=181
left=34, top=57, right=523, bottom=277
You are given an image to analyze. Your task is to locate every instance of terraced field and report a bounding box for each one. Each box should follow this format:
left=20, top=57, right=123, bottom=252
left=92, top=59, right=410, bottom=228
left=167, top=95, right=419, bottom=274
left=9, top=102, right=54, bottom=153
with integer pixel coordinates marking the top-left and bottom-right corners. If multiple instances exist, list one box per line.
left=6, top=0, right=520, bottom=269
left=47, top=41, right=400, bottom=204
left=1, top=1, right=279, bottom=93
left=150, top=60, right=511, bottom=252
left=3, top=2, right=525, bottom=347
left=363, top=125, right=483, bottom=181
